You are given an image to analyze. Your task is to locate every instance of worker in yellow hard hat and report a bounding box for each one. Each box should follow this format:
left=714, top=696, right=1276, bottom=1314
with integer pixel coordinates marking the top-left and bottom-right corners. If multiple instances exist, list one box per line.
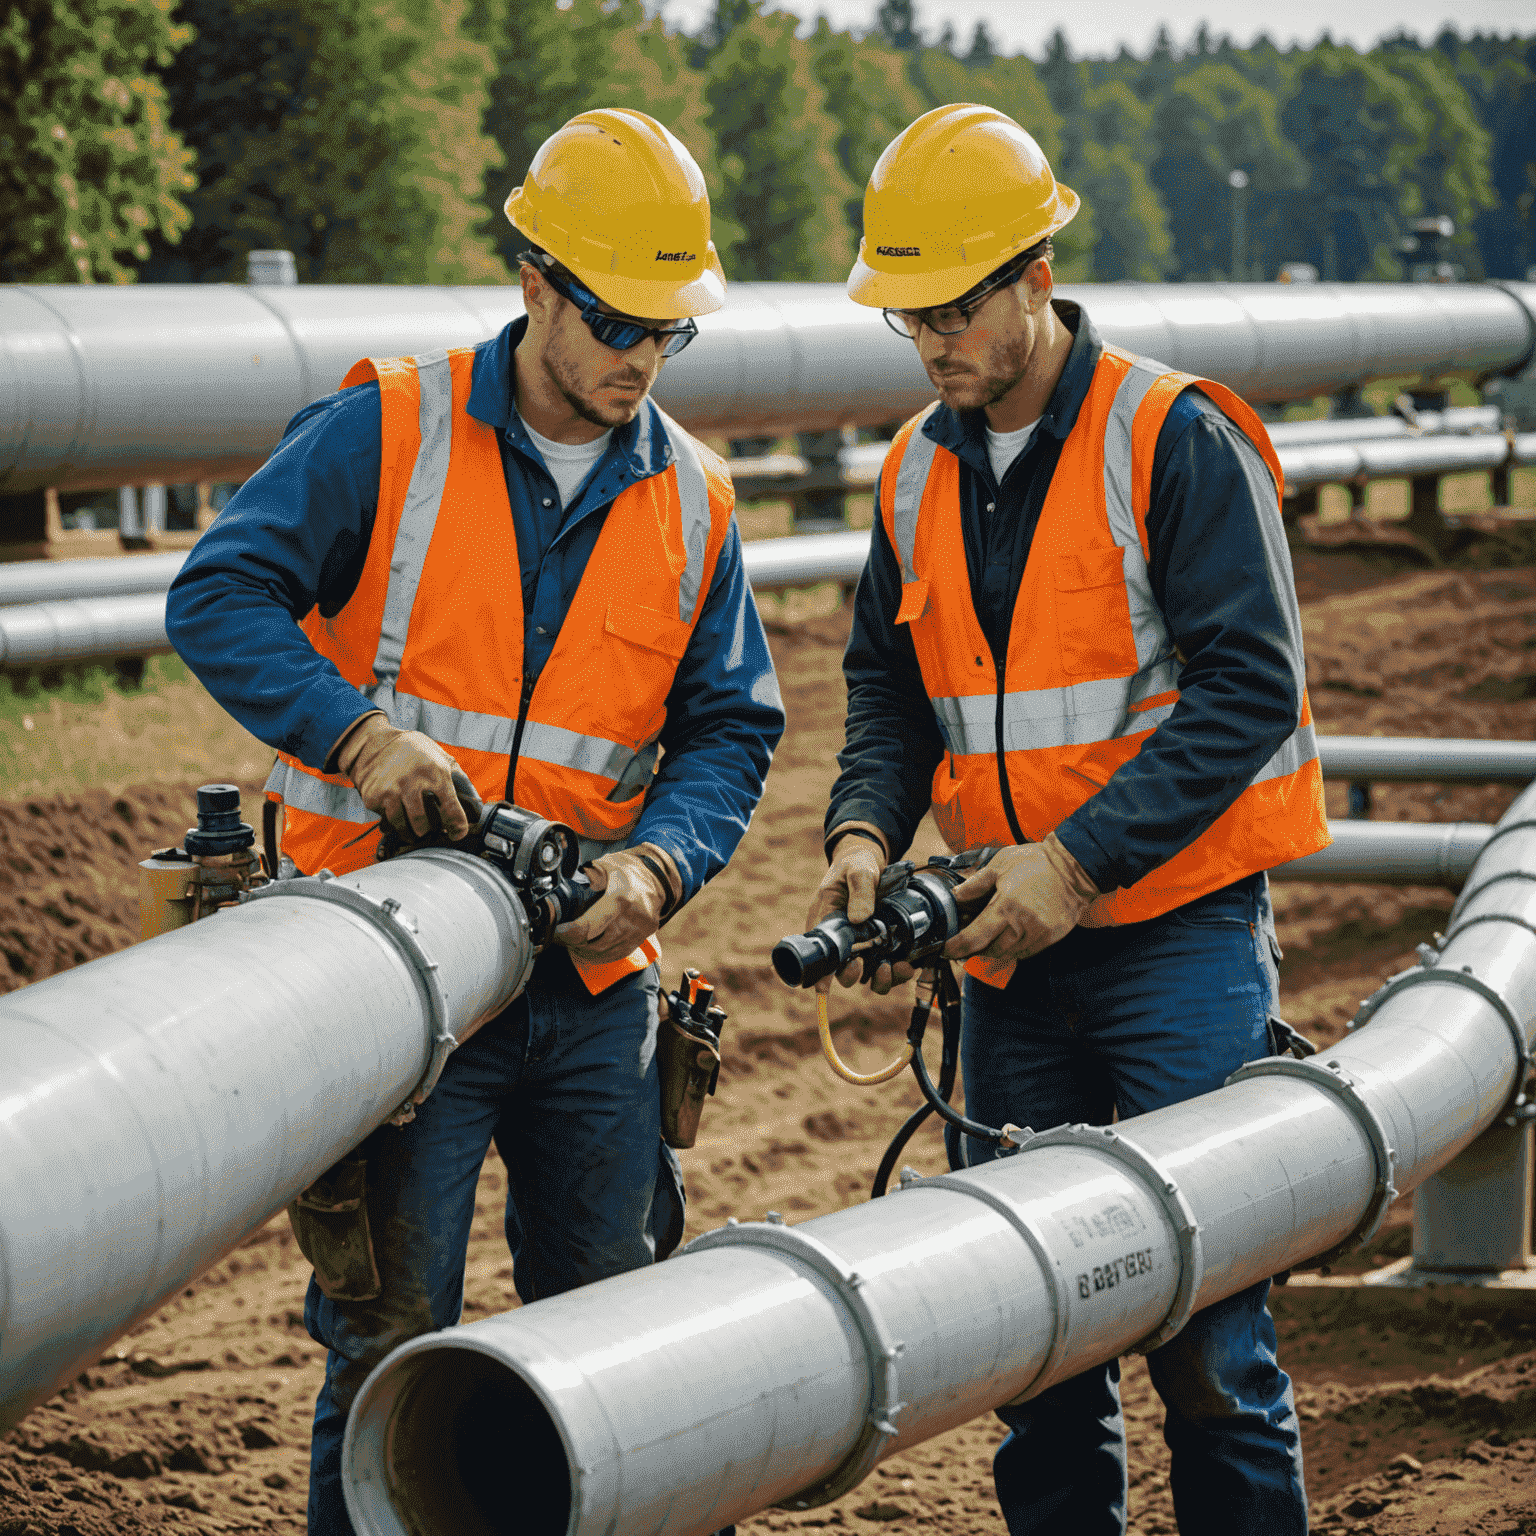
left=807, top=103, right=1326, bottom=1536
left=165, top=108, right=783, bottom=1536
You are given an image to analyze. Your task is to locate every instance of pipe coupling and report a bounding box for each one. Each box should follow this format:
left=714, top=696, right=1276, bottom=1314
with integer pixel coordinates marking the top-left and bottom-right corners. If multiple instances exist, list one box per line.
left=1016, top=1124, right=1204, bottom=1353
left=1228, top=1055, right=1397, bottom=1266
left=686, top=1220, right=905, bottom=1509
left=241, top=871, right=454, bottom=1123
left=1351, top=959, right=1532, bottom=1118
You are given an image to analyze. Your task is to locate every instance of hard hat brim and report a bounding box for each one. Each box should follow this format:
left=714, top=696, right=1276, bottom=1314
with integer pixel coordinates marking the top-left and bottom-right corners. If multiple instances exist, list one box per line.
left=846, top=187, right=1079, bottom=310
left=507, top=188, right=727, bottom=319
left=566, top=247, right=728, bottom=320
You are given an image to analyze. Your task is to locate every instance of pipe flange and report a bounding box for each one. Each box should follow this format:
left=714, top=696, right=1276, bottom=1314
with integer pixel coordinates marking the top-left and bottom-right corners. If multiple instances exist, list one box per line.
left=1351, top=964, right=1531, bottom=1118
left=687, top=1220, right=904, bottom=1508
left=916, top=1175, right=1071, bottom=1401
left=1227, top=1056, right=1397, bottom=1267
left=1019, top=1124, right=1204, bottom=1354
left=242, top=873, right=454, bottom=1123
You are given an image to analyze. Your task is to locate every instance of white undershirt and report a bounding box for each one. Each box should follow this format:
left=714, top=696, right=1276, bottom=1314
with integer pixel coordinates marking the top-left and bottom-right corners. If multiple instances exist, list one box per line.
left=520, top=414, right=613, bottom=509
left=985, top=416, right=1041, bottom=487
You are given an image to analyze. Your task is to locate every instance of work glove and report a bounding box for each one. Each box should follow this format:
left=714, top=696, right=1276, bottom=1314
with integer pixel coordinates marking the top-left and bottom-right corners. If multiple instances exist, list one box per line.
left=555, top=844, right=680, bottom=965
left=334, top=712, right=483, bottom=842
left=942, top=831, right=1099, bottom=966
left=805, top=829, right=908, bottom=995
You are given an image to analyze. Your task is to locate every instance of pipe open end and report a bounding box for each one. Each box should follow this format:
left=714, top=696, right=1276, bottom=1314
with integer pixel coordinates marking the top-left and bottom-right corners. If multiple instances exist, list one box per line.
left=345, top=1346, right=573, bottom=1536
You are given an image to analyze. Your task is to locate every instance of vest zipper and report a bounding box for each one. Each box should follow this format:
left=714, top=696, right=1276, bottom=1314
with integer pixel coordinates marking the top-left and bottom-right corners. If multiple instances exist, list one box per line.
left=505, top=672, right=536, bottom=802
left=994, top=662, right=1027, bottom=846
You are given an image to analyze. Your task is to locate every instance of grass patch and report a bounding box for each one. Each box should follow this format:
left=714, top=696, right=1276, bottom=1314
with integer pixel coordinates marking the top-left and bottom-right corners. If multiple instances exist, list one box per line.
left=0, top=654, right=273, bottom=800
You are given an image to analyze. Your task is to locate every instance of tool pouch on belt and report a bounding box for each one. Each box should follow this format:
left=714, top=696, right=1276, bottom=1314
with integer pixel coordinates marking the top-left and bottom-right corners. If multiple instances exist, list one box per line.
left=286, top=1154, right=382, bottom=1302
left=659, top=969, right=728, bottom=1150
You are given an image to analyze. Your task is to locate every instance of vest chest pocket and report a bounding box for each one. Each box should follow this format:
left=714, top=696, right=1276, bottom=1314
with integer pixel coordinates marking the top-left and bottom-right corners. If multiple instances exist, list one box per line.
left=600, top=601, right=691, bottom=742
left=1053, top=547, right=1139, bottom=679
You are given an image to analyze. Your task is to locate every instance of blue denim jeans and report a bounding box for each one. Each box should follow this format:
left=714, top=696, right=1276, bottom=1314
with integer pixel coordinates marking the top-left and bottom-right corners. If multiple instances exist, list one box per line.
left=956, top=874, right=1306, bottom=1536
left=304, top=949, right=682, bottom=1535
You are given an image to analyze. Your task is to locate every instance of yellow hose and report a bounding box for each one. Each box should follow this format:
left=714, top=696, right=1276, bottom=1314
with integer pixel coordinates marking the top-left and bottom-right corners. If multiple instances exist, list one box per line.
left=816, top=990, right=912, bottom=1086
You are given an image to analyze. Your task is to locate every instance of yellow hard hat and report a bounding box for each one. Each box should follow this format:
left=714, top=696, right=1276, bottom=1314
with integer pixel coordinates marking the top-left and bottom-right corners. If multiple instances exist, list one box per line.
left=847, top=103, right=1079, bottom=310
left=505, top=108, right=726, bottom=320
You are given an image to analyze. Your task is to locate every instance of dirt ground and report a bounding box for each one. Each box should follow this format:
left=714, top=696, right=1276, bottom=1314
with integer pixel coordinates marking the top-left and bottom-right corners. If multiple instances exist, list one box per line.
left=4, top=556, right=1536, bottom=1535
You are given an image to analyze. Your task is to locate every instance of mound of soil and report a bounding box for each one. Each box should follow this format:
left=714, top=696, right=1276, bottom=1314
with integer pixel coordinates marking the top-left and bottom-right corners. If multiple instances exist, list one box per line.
left=3, top=561, right=1536, bottom=1535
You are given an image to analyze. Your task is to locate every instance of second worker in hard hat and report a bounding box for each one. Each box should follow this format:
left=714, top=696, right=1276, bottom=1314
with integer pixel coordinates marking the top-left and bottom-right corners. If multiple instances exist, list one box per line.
left=808, top=104, right=1328, bottom=1535
left=166, top=109, right=783, bottom=1536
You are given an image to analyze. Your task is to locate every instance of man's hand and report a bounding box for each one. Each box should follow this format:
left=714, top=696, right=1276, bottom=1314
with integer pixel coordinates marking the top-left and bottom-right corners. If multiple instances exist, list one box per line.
left=942, top=832, right=1098, bottom=965
left=555, top=844, right=679, bottom=964
left=806, top=830, right=909, bottom=994
left=335, top=712, right=482, bottom=841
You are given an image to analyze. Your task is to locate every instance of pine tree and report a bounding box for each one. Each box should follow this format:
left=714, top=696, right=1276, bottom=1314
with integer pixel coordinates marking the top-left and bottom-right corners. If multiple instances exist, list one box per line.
left=809, top=16, right=923, bottom=245
left=701, top=2, right=855, bottom=281
left=145, top=0, right=504, bottom=283
left=1152, top=60, right=1306, bottom=279
left=875, top=0, right=919, bottom=53
left=1, top=0, right=195, bottom=282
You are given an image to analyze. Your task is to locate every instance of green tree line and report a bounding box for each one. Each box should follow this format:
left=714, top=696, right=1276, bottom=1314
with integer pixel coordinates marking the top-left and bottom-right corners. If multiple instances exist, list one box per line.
left=2, top=0, right=1532, bottom=287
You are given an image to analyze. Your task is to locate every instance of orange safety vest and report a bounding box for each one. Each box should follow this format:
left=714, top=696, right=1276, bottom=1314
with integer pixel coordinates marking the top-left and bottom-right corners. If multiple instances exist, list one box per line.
left=881, top=344, right=1329, bottom=987
left=264, top=345, right=733, bottom=992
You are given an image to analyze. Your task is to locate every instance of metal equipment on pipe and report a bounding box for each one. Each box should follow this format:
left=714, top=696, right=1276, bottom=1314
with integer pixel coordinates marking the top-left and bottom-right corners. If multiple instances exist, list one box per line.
left=341, top=791, right=1536, bottom=1536
left=0, top=851, right=534, bottom=1431
left=6, top=281, right=1535, bottom=496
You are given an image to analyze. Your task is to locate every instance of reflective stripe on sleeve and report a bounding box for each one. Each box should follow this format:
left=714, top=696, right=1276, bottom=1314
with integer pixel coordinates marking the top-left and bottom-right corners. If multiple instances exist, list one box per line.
left=372, top=350, right=454, bottom=689
left=660, top=416, right=713, bottom=624
left=891, top=425, right=940, bottom=584
left=265, top=759, right=373, bottom=824
left=1251, top=722, right=1319, bottom=786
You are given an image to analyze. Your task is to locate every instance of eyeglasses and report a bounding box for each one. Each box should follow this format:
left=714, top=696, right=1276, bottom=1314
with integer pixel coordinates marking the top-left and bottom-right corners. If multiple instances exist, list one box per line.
left=881, top=249, right=1042, bottom=340
left=521, top=252, right=698, bottom=357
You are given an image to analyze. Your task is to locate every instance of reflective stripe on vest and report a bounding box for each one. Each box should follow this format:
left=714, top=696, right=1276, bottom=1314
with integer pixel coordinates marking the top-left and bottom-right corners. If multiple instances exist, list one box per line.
left=352, top=364, right=710, bottom=806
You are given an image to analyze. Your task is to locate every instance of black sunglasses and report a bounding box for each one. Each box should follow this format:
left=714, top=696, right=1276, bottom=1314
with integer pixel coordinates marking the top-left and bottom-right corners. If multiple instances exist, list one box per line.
left=521, top=252, right=698, bottom=358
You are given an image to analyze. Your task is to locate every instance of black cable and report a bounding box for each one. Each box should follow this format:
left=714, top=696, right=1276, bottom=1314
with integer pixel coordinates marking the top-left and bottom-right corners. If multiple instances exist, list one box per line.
left=870, top=966, right=1006, bottom=1198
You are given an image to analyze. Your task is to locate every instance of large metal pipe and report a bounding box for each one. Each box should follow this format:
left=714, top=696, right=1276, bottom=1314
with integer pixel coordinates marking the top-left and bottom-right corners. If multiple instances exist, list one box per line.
left=0, top=851, right=534, bottom=1431
left=0, top=550, right=186, bottom=607
left=1320, top=736, right=1536, bottom=784
left=1271, top=819, right=1493, bottom=885
left=5, top=281, right=1535, bottom=497
left=341, top=788, right=1536, bottom=1536
left=1265, top=405, right=1501, bottom=447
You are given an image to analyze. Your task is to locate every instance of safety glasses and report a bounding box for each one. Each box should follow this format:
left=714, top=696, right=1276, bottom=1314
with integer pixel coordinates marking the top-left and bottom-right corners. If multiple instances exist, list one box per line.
left=521, top=252, right=698, bottom=357
left=881, top=247, right=1045, bottom=340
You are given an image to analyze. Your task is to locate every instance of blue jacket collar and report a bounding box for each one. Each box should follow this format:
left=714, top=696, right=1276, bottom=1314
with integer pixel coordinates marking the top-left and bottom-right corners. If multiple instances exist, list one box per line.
left=922, top=300, right=1100, bottom=475
left=467, top=316, right=675, bottom=481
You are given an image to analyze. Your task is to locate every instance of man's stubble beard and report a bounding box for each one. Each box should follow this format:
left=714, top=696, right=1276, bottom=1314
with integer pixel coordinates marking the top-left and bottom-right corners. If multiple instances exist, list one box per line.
left=543, top=327, right=651, bottom=430
left=929, top=329, right=1033, bottom=413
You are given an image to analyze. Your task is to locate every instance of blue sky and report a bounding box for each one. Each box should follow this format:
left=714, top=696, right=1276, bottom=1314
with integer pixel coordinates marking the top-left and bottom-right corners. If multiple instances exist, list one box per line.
left=653, top=0, right=1534, bottom=56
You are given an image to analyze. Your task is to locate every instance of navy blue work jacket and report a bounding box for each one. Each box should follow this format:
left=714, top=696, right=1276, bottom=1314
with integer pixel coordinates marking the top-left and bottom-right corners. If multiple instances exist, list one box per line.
left=166, top=317, right=785, bottom=906
left=827, top=302, right=1309, bottom=894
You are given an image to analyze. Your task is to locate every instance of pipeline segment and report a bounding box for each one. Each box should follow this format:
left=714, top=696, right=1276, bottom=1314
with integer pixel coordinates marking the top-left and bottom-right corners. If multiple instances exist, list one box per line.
left=0, top=851, right=534, bottom=1432
left=341, top=787, right=1536, bottom=1536
left=5, top=281, right=1536, bottom=497
left=1271, top=819, right=1493, bottom=885
left=0, top=550, right=186, bottom=608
